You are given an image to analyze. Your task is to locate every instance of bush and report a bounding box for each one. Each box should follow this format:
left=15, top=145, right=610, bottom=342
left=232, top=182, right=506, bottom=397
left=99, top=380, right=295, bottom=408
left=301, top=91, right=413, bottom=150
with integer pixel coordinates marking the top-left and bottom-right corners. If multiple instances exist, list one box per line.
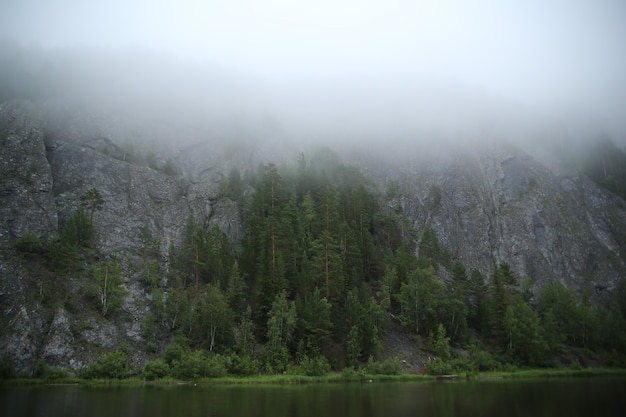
left=226, top=354, right=259, bottom=376
left=33, top=359, right=69, bottom=381
left=164, top=341, right=187, bottom=365
left=425, top=358, right=453, bottom=375
left=204, top=354, right=228, bottom=378
left=171, top=350, right=227, bottom=380
left=425, top=357, right=475, bottom=376
left=0, top=355, right=16, bottom=379
left=14, top=233, right=47, bottom=258
left=81, top=350, right=129, bottom=379
left=142, top=359, right=170, bottom=380
left=261, top=345, right=290, bottom=374
left=340, top=367, right=365, bottom=381
left=296, top=355, right=331, bottom=377
left=470, top=345, right=500, bottom=372
left=427, top=324, right=451, bottom=360
left=364, top=357, right=402, bottom=375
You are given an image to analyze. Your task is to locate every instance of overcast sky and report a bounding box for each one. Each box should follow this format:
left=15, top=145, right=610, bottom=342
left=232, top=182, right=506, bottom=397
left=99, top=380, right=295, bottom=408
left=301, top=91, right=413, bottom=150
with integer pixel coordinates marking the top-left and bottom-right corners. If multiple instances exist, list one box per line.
left=1, top=0, right=625, bottom=139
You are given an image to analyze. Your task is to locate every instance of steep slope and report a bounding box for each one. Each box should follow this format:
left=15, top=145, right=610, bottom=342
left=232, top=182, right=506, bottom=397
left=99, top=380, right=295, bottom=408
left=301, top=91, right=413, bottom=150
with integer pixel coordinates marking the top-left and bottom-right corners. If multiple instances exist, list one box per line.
left=1, top=100, right=625, bottom=374
left=350, top=143, right=626, bottom=299
left=0, top=100, right=242, bottom=373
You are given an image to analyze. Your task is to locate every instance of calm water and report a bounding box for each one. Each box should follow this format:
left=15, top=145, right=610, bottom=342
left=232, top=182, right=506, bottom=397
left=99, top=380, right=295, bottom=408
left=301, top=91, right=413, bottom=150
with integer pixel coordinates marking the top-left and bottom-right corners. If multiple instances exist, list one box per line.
left=2, top=377, right=626, bottom=417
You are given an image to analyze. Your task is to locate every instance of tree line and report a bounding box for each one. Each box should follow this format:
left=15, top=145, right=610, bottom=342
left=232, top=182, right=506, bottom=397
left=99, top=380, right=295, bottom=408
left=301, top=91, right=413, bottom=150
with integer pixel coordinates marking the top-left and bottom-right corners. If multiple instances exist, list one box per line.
left=141, top=150, right=626, bottom=376
left=10, top=154, right=626, bottom=379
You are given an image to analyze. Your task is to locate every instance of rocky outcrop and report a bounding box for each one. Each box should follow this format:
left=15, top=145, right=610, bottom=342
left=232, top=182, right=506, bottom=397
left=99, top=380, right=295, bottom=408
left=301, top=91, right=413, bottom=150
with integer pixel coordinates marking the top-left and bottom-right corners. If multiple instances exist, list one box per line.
left=1, top=99, right=625, bottom=374
left=353, top=142, right=626, bottom=299
left=0, top=101, right=242, bottom=374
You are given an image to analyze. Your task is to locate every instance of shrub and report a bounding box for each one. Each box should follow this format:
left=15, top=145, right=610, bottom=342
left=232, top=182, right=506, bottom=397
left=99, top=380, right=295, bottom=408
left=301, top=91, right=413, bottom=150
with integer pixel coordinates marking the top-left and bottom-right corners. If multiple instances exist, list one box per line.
left=0, top=355, right=16, bottom=379
left=426, top=356, right=478, bottom=376
left=142, top=359, right=170, bottom=381
left=171, top=350, right=227, bottom=380
left=341, top=367, right=365, bottom=381
left=427, top=324, right=451, bottom=360
left=226, top=354, right=259, bottom=376
left=470, top=345, right=500, bottom=372
left=204, top=354, right=228, bottom=378
left=296, top=355, right=331, bottom=377
left=171, top=350, right=206, bottom=380
left=425, top=358, right=451, bottom=375
left=81, top=350, right=129, bottom=379
left=14, top=233, right=47, bottom=258
left=365, top=357, right=402, bottom=375
left=33, top=359, right=69, bottom=381
left=164, top=341, right=187, bottom=366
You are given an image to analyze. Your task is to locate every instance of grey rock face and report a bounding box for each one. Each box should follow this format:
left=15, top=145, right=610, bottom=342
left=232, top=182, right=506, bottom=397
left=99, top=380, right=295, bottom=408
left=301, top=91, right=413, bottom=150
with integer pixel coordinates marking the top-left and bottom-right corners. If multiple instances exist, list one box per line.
left=0, top=100, right=59, bottom=375
left=1, top=99, right=625, bottom=374
left=0, top=100, right=57, bottom=245
left=0, top=101, right=241, bottom=373
left=41, top=308, right=75, bottom=368
left=354, top=142, right=625, bottom=298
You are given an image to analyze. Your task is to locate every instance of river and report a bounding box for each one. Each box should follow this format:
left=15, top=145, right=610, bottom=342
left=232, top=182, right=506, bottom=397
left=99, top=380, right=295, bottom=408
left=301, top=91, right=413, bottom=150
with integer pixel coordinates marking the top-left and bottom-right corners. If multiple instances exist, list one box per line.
left=2, top=377, right=625, bottom=417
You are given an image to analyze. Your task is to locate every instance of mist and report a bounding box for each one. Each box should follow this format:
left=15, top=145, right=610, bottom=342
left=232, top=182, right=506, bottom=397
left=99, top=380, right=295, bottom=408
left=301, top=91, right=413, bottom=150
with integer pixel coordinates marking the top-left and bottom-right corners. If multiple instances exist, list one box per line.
left=1, top=0, right=625, bottom=155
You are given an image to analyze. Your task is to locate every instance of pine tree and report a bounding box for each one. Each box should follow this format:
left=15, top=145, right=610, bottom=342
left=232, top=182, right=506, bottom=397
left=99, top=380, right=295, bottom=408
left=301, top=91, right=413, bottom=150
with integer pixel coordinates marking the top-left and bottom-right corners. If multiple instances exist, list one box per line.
left=80, top=187, right=104, bottom=224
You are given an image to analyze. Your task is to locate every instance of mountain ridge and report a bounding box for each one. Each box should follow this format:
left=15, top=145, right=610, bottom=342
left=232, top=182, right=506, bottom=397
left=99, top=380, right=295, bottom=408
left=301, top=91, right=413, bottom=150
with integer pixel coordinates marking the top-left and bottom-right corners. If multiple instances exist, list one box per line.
left=1, top=99, right=625, bottom=375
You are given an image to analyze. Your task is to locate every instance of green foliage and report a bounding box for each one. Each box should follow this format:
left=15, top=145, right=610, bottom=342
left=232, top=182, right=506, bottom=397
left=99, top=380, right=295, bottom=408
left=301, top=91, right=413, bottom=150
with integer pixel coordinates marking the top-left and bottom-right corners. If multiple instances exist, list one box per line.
left=142, top=359, right=170, bottom=381
left=61, top=207, right=93, bottom=249
left=80, top=188, right=104, bottom=223
left=427, top=323, right=451, bottom=360
left=163, top=340, right=188, bottom=366
left=89, top=257, right=127, bottom=317
left=364, top=357, right=402, bottom=375
left=171, top=219, right=234, bottom=291
left=419, top=227, right=451, bottom=267
left=398, top=266, right=444, bottom=335
left=171, top=350, right=227, bottom=380
left=467, top=268, right=488, bottom=333
left=225, top=354, right=259, bottom=376
left=425, top=357, right=474, bottom=376
left=192, top=284, right=235, bottom=351
left=32, top=359, right=69, bottom=381
left=295, top=354, right=331, bottom=376
left=424, top=357, right=452, bottom=375
left=487, top=263, right=518, bottom=343
left=342, top=288, right=384, bottom=362
left=81, top=350, right=129, bottom=379
left=240, top=156, right=391, bottom=352
left=295, top=287, right=333, bottom=354
left=13, top=150, right=623, bottom=380
left=262, top=291, right=297, bottom=373
left=386, top=180, right=400, bottom=199
left=139, top=224, right=161, bottom=288
left=235, top=306, right=256, bottom=356
left=13, top=233, right=47, bottom=258
left=503, top=296, right=548, bottom=365
left=221, top=166, right=244, bottom=201
left=346, top=325, right=360, bottom=369
left=226, top=261, right=247, bottom=317
left=0, top=355, right=16, bottom=379
left=469, top=343, right=500, bottom=372
left=537, top=282, right=579, bottom=349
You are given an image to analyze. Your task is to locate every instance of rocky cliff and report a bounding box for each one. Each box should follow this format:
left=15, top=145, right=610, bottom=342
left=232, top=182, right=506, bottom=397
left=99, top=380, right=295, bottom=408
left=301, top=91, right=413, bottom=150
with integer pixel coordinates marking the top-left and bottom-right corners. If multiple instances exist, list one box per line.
left=1, top=99, right=625, bottom=374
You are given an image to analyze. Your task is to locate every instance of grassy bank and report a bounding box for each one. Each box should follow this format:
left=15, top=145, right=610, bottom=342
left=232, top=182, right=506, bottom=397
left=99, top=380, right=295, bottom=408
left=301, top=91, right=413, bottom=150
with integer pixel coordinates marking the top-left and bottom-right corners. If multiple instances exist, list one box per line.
left=477, top=367, right=626, bottom=380
left=3, top=367, right=626, bottom=387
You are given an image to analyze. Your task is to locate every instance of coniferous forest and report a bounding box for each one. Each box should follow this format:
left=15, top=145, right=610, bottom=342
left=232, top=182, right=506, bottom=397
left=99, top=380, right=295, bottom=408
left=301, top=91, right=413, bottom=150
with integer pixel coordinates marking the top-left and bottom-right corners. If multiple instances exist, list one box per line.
left=8, top=149, right=626, bottom=381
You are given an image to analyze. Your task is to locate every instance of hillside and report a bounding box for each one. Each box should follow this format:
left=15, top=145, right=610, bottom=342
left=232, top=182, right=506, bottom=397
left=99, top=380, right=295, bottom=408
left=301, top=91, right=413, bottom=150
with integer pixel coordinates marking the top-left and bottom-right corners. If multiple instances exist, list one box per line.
left=1, top=98, right=625, bottom=378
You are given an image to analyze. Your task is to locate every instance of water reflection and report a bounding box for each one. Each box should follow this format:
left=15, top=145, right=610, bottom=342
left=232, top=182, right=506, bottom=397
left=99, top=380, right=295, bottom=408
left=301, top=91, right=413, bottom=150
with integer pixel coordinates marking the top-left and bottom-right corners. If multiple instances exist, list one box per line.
left=2, top=378, right=625, bottom=417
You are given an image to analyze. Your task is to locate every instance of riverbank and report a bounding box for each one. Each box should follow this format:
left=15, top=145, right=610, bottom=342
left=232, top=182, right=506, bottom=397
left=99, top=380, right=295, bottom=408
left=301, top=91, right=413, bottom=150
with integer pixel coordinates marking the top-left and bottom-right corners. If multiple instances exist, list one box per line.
left=3, top=367, right=626, bottom=387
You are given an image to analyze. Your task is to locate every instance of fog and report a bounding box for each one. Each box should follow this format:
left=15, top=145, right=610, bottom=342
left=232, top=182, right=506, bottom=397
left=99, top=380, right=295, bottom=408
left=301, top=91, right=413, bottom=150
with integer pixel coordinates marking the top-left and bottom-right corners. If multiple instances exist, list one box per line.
left=1, top=0, right=625, bottom=152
